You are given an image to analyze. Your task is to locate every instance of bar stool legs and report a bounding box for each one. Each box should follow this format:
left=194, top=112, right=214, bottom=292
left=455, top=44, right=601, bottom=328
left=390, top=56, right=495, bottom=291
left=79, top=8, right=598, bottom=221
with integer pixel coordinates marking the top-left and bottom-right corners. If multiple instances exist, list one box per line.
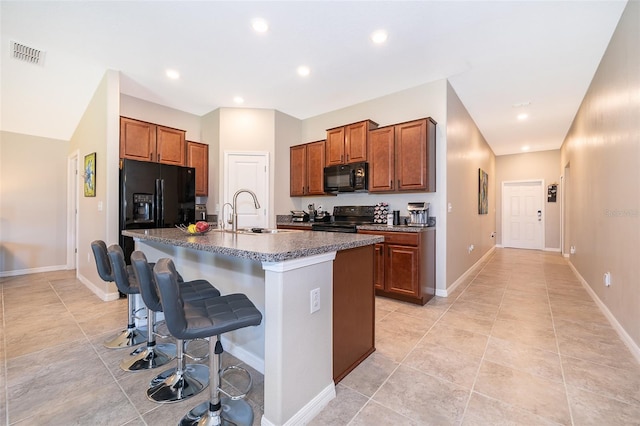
left=120, top=309, right=176, bottom=372
left=147, top=339, right=209, bottom=403
left=180, top=336, right=254, bottom=426
left=103, top=296, right=146, bottom=349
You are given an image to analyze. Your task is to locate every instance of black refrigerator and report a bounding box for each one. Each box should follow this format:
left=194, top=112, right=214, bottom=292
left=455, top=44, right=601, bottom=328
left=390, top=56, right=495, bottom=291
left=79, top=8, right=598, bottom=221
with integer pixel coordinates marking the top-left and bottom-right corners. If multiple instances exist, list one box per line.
left=119, top=159, right=195, bottom=262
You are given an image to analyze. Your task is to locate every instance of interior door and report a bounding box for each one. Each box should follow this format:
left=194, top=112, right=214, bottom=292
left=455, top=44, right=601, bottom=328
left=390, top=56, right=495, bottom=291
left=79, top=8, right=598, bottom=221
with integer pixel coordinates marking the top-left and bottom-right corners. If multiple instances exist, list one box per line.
left=502, top=181, right=544, bottom=249
left=224, top=152, right=269, bottom=229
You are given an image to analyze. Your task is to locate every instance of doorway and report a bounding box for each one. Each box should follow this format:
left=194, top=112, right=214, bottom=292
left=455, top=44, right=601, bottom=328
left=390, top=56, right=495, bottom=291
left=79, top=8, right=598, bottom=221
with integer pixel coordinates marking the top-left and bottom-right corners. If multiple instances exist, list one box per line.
left=502, top=180, right=545, bottom=250
left=67, top=151, right=79, bottom=269
left=223, top=152, right=269, bottom=229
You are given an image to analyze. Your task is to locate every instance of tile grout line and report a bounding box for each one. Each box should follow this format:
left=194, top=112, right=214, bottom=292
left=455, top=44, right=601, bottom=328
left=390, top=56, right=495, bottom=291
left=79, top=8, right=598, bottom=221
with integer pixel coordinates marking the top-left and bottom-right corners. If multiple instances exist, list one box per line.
left=48, top=278, right=149, bottom=426
left=547, top=258, right=577, bottom=426
left=458, top=249, right=505, bottom=424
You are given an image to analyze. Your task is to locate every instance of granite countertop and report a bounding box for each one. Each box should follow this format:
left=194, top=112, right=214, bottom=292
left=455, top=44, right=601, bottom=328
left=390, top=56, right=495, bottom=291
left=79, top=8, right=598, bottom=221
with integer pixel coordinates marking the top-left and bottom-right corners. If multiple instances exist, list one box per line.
left=122, top=228, right=383, bottom=262
left=275, top=220, right=434, bottom=233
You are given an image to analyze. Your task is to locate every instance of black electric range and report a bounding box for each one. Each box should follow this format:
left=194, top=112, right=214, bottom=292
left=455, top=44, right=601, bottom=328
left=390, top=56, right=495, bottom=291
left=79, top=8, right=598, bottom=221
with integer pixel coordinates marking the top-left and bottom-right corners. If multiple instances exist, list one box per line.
left=311, top=205, right=375, bottom=233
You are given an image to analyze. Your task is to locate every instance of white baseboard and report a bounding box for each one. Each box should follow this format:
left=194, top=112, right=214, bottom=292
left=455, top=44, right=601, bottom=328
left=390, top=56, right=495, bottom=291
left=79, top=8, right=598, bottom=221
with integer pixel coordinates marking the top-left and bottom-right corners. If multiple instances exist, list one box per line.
left=261, top=382, right=336, bottom=426
left=544, top=247, right=561, bottom=252
left=0, top=264, right=67, bottom=278
left=221, top=334, right=265, bottom=375
left=437, top=246, right=496, bottom=297
left=567, top=261, right=640, bottom=364
left=563, top=253, right=570, bottom=258
left=77, top=273, right=120, bottom=301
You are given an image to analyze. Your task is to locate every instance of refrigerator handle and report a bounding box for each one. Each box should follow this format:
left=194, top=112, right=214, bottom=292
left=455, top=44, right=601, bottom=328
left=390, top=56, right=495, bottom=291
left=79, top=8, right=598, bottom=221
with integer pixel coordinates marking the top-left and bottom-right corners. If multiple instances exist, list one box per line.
left=160, top=179, right=165, bottom=227
left=155, top=179, right=162, bottom=227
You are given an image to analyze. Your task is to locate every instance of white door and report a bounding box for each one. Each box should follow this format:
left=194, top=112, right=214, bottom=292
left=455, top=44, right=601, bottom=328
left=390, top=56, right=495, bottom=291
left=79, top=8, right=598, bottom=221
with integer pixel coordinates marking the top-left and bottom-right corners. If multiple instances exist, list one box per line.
left=224, top=152, right=269, bottom=229
left=502, top=181, right=544, bottom=250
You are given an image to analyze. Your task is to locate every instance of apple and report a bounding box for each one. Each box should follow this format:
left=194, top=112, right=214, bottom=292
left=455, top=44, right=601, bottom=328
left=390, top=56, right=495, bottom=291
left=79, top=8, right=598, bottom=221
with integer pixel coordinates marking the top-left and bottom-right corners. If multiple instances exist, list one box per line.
left=195, top=221, right=210, bottom=233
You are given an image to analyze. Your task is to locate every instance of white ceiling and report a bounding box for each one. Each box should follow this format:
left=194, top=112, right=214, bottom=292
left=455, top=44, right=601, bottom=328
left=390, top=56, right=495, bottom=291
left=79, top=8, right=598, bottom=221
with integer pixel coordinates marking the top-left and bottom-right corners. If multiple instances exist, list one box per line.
left=0, top=1, right=627, bottom=155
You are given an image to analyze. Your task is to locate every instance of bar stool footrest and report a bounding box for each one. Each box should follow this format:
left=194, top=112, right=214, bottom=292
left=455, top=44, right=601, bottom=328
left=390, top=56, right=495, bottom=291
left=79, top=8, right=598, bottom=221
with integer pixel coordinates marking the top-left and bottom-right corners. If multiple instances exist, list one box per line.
left=219, top=365, right=253, bottom=401
left=179, top=396, right=253, bottom=426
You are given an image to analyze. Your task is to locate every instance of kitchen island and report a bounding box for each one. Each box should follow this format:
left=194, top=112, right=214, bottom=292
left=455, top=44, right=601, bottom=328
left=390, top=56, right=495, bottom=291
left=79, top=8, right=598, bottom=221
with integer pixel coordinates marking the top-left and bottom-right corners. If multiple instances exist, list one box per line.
left=122, top=227, right=383, bottom=426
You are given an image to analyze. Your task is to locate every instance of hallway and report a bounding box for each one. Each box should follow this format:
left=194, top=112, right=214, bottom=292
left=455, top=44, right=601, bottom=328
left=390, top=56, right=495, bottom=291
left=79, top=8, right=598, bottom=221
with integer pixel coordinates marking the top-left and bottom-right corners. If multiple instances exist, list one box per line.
left=2, top=248, right=639, bottom=425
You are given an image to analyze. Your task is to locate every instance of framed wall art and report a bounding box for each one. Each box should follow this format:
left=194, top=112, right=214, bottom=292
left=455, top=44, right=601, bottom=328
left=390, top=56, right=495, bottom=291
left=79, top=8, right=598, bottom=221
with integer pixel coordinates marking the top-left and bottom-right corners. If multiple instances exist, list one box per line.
left=478, top=168, right=488, bottom=215
left=84, top=152, right=96, bottom=197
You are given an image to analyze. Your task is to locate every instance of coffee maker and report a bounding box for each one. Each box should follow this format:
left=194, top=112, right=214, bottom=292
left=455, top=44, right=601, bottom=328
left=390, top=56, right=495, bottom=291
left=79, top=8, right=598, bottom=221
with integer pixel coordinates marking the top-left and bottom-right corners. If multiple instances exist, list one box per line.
left=407, top=202, right=430, bottom=227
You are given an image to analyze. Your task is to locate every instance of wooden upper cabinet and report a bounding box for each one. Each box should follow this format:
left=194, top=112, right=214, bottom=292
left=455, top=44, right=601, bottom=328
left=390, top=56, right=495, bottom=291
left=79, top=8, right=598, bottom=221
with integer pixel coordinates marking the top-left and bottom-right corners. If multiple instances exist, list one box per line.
left=290, top=140, right=326, bottom=196
left=368, top=117, right=436, bottom=193
left=120, top=117, right=186, bottom=166
left=156, top=126, right=186, bottom=166
left=325, top=120, right=378, bottom=166
left=368, top=126, right=395, bottom=192
left=186, top=141, right=209, bottom=196
left=396, top=118, right=436, bottom=192
left=120, top=117, right=156, bottom=162
left=290, top=144, right=307, bottom=197
left=306, top=140, right=326, bottom=195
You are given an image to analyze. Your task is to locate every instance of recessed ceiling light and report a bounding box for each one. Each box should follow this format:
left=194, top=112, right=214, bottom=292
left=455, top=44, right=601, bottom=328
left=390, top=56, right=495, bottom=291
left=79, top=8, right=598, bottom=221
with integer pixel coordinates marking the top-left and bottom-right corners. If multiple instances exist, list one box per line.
left=252, top=18, right=269, bottom=33
left=297, top=66, right=311, bottom=77
left=512, top=101, right=531, bottom=108
left=233, top=96, right=244, bottom=105
left=166, top=69, right=180, bottom=79
left=517, top=113, right=529, bottom=120
left=521, top=145, right=530, bottom=152
left=371, top=30, right=388, bottom=44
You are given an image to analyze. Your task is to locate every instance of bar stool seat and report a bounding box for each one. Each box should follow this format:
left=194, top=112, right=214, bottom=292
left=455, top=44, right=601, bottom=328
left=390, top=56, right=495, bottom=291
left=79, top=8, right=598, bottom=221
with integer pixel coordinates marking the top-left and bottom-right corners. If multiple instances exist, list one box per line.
left=154, top=258, right=263, bottom=426
left=130, top=251, right=221, bottom=401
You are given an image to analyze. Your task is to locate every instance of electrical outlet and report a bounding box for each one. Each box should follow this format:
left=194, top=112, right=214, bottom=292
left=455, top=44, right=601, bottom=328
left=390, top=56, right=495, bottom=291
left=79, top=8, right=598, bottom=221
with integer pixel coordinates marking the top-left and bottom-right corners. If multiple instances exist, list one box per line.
left=604, top=272, right=612, bottom=287
left=310, top=288, right=320, bottom=313
left=570, top=245, right=576, bottom=255
left=468, top=244, right=475, bottom=253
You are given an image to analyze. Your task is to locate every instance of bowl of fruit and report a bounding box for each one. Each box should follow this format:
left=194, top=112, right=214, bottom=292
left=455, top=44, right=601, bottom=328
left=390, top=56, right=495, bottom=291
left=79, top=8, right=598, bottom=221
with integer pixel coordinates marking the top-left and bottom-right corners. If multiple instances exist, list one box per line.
left=176, top=221, right=212, bottom=235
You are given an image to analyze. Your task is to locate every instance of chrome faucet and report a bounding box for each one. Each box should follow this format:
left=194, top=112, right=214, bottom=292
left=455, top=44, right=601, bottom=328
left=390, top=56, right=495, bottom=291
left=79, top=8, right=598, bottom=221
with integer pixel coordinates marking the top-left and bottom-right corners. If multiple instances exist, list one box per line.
left=220, top=202, right=233, bottom=231
left=231, top=189, right=261, bottom=232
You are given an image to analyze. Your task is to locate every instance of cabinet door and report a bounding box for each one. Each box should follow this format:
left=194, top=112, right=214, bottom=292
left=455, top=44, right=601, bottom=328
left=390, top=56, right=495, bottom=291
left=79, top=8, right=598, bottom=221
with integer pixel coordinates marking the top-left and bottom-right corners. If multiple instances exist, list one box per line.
left=290, top=144, right=307, bottom=196
left=368, top=126, right=395, bottom=192
left=156, top=126, right=186, bottom=166
left=395, top=119, right=427, bottom=191
left=306, top=140, right=326, bottom=195
left=187, top=141, right=209, bottom=196
left=345, top=121, right=368, bottom=163
left=325, top=127, right=345, bottom=166
left=120, top=117, right=156, bottom=162
left=373, top=243, right=385, bottom=290
left=386, top=244, right=420, bottom=297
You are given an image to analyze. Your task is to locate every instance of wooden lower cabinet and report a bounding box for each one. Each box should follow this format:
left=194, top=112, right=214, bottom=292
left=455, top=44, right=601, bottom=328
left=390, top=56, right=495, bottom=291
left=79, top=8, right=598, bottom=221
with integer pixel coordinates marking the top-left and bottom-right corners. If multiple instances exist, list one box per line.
left=360, top=229, right=435, bottom=305
left=333, top=245, right=375, bottom=383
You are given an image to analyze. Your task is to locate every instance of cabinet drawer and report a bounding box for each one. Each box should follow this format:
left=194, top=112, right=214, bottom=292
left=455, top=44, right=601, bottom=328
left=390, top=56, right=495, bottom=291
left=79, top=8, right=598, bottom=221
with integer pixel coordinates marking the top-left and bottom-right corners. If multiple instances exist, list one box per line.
left=359, top=230, right=419, bottom=246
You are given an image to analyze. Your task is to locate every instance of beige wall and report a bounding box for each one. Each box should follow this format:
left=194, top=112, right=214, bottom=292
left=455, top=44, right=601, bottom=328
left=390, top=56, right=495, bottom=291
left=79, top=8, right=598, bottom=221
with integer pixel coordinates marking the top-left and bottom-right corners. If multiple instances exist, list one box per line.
left=561, top=0, right=640, bottom=345
left=445, top=82, right=496, bottom=288
left=120, top=94, right=202, bottom=142
left=495, top=150, right=561, bottom=249
left=0, top=131, right=69, bottom=274
left=274, top=110, right=302, bottom=215
left=201, top=108, right=220, bottom=216
left=70, top=70, right=120, bottom=299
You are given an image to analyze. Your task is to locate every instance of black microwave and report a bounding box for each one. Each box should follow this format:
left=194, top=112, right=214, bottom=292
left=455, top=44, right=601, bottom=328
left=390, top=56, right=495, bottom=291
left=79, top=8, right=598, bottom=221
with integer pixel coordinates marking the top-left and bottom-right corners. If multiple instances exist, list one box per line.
left=324, top=162, right=368, bottom=193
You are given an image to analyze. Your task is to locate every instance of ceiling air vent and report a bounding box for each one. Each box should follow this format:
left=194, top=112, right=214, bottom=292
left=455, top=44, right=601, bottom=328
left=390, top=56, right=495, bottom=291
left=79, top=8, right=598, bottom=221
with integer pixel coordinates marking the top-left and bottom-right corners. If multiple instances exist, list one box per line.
left=11, top=41, right=45, bottom=66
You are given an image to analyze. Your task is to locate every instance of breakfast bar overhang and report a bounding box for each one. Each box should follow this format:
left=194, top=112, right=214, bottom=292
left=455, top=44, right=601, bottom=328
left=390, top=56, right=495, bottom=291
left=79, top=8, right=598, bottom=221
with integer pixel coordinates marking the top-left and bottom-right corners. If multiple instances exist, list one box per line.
left=122, top=228, right=383, bottom=426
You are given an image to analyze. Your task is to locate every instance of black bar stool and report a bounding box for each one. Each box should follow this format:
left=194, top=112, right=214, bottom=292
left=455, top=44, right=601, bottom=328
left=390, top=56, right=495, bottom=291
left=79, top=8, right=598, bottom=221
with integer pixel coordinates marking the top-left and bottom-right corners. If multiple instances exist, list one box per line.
left=130, top=250, right=221, bottom=402
left=91, top=240, right=146, bottom=348
left=108, top=246, right=181, bottom=372
left=154, top=258, right=263, bottom=426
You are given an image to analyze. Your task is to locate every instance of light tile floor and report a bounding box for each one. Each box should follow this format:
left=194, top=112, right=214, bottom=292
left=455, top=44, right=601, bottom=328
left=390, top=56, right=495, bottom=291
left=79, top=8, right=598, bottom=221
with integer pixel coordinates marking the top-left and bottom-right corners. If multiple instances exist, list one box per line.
left=2, top=248, right=640, bottom=425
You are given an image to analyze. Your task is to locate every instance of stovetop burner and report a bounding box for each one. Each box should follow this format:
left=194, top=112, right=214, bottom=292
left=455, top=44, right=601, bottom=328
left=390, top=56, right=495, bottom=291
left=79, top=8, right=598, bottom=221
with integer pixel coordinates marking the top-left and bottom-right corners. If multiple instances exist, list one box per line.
left=311, top=206, right=375, bottom=233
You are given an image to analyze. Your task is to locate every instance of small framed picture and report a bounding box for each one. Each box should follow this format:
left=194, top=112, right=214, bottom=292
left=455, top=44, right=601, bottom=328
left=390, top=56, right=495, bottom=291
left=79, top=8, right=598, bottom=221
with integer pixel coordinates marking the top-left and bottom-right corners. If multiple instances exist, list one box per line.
left=84, top=152, right=96, bottom=197
left=478, top=168, right=488, bottom=215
